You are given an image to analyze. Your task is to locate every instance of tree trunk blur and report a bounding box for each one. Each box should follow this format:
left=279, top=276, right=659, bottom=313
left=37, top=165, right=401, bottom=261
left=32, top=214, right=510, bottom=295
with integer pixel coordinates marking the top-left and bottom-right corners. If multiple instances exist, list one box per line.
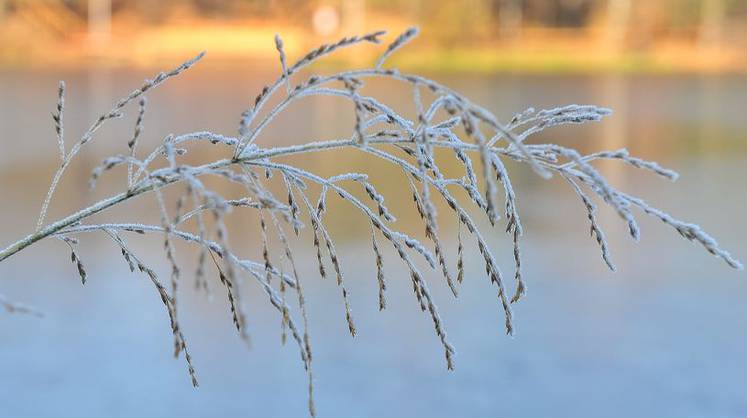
left=498, top=0, right=523, bottom=41
left=88, top=0, right=111, bottom=44
left=699, top=0, right=725, bottom=49
left=605, top=0, right=631, bottom=52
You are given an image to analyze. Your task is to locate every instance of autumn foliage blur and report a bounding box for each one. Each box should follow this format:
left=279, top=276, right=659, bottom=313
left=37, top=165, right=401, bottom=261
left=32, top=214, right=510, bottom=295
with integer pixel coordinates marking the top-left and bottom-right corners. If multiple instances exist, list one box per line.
left=1, top=0, right=746, bottom=72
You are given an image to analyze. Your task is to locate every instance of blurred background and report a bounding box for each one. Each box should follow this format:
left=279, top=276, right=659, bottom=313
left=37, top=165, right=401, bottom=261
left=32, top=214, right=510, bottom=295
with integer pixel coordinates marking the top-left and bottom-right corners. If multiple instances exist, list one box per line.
left=2, top=0, right=747, bottom=72
left=1, top=1, right=746, bottom=417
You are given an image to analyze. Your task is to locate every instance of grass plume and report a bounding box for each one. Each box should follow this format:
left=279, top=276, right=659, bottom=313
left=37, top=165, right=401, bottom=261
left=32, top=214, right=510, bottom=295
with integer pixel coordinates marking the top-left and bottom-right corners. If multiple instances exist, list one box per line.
left=0, top=27, right=741, bottom=417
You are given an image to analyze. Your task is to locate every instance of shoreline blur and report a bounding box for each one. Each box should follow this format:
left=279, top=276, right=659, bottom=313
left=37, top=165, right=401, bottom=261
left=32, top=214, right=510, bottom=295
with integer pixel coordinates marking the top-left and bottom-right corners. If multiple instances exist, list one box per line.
left=1, top=1, right=746, bottom=74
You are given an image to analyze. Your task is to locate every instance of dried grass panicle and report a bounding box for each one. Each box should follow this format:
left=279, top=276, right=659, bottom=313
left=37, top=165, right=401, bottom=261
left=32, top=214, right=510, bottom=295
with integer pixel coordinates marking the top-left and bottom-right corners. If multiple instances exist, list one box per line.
left=310, top=213, right=327, bottom=280
left=360, top=180, right=396, bottom=222
left=1, top=27, right=742, bottom=417
left=570, top=148, right=680, bottom=181
left=489, top=154, right=525, bottom=303
left=186, top=185, right=210, bottom=292
left=89, top=155, right=129, bottom=189
left=376, top=26, right=419, bottom=69
left=148, top=265, right=199, bottom=388
left=102, top=229, right=199, bottom=387
left=101, top=229, right=137, bottom=273
left=264, top=208, right=314, bottom=374
left=400, top=253, right=456, bottom=369
left=259, top=212, right=274, bottom=286
left=504, top=104, right=603, bottom=131
left=152, top=141, right=183, bottom=356
left=371, top=226, right=387, bottom=311
left=60, top=236, right=87, bottom=285
left=210, top=252, right=242, bottom=334
left=341, top=77, right=367, bottom=145
left=53, top=81, right=66, bottom=161
left=408, top=176, right=458, bottom=298
left=272, top=233, right=315, bottom=418
left=295, top=183, right=356, bottom=338
left=456, top=220, right=465, bottom=285
left=616, top=191, right=743, bottom=270
left=508, top=105, right=612, bottom=144
left=564, top=176, right=616, bottom=271
left=260, top=160, right=438, bottom=270
left=460, top=112, right=501, bottom=225
left=282, top=174, right=302, bottom=236
left=279, top=264, right=289, bottom=345
left=187, top=182, right=253, bottom=345
left=443, top=131, right=485, bottom=209
left=315, top=186, right=327, bottom=217
left=288, top=30, right=385, bottom=76
left=128, top=98, right=147, bottom=188
left=551, top=145, right=641, bottom=240
left=250, top=183, right=317, bottom=418
left=274, top=34, right=291, bottom=94
left=238, top=30, right=385, bottom=143
left=366, top=142, right=516, bottom=333
left=35, top=51, right=205, bottom=232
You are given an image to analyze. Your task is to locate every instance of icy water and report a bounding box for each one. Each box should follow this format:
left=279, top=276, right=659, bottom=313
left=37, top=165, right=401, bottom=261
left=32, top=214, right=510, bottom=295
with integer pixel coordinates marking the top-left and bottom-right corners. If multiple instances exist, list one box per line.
left=0, top=66, right=745, bottom=418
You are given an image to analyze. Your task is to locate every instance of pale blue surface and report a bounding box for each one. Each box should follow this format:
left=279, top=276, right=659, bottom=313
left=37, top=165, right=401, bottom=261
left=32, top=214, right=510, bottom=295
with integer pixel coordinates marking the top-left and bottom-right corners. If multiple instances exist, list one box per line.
left=1, top=68, right=745, bottom=417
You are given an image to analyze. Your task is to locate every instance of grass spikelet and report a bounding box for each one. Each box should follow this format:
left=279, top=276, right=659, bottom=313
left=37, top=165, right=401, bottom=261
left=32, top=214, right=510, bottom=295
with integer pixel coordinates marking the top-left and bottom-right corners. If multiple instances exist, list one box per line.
left=310, top=216, right=327, bottom=280
left=288, top=31, right=385, bottom=76
left=274, top=34, right=291, bottom=94
left=61, top=237, right=86, bottom=285
left=53, top=81, right=65, bottom=161
left=261, top=205, right=317, bottom=418
left=564, top=176, right=616, bottom=271
left=617, top=191, right=743, bottom=270
left=102, top=230, right=198, bottom=386
left=282, top=174, right=301, bottom=236
left=188, top=186, right=210, bottom=293
left=237, top=30, right=385, bottom=150
left=36, top=51, right=205, bottom=232
left=296, top=185, right=356, bottom=338
left=207, top=250, right=242, bottom=334
left=279, top=265, right=288, bottom=345
left=553, top=145, right=640, bottom=240
left=456, top=221, right=465, bottom=284
left=89, top=156, right=127, bottom=189
left=106, top=230, right=137, bottom=272
left=259, top=212, right=273, bottom=285
left=509, top=226, right=525, bottom=303
left=360, top=181, right=395, bottom=222
left=489, top=155, right=525, bottom=303
left=404, top=260, right=455, bottom=369
left=342, top=77, right=367, bottom=146
left=316, top=186, right=327, bottom=217
left=151, top=147, right=183, bottom=355
left=371, top=226, right=387, bottom=310
left=145, top=266, right=199, bottom=387
left=362, top=144, right=515, bottom=332
left=207, top=195, right=252, bottom=345
left=268, top=213, right=313, bottom=339
left=446, top=133, right=485, bottom=209
left=376, top=26, right=419, bottom=69
left=570, top=148, right=679, bottom=181
left=462, top=112, right=500, bottom=225
left=407, top=177, right=458, bottom=297
left=128, top=98, right=147, bottom=189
